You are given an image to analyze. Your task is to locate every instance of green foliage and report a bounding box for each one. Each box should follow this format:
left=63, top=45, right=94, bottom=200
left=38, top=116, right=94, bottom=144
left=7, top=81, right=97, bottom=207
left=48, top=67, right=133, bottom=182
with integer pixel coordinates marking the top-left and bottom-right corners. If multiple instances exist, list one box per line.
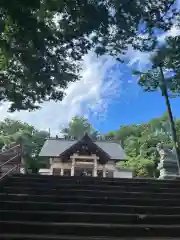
left=0, top=0, right=108, bottom=111
left=61, top=116, right=98, bottom=139
left=163, top=36, right=180, bottom=94
left=124, top=136, right=140, bottom=157
left=134, top=40, right=180, bottom=95
left=176, top=120, right=180, bottom=140
left=110, top=114, right=180, bottom=177
left=0, top=118, right=49, bottom=172
left=134, top=43, right=180, bottom=164
left=0, top=0, right=177, bottom=111
left=118, top=156, right=155, bottom=177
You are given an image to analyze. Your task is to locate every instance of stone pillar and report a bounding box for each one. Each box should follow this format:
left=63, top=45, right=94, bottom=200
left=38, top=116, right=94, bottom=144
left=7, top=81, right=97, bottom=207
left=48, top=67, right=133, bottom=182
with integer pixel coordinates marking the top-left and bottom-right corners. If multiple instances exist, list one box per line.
left=49, top=167, right=53, bottom=175
left=93, top=158, right=97, bottom=177
left=50, top=157, right=53, bottom=165
left=49, top=158, right=53, bottom=175
left=60, top=168, right=64, bottom=176
left=103, top=165, right=106, bottom=178
left=71, top=158, right=75, bottom=176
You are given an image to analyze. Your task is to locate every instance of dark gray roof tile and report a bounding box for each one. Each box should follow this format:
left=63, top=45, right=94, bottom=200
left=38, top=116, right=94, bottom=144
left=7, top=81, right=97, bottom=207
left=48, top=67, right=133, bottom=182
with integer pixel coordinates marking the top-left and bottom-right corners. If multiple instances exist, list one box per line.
left=39, top=139, right=125, bottom=160
left=95, top=141, right=125, bottom=160
left=39, top=139, right=76, bottom=157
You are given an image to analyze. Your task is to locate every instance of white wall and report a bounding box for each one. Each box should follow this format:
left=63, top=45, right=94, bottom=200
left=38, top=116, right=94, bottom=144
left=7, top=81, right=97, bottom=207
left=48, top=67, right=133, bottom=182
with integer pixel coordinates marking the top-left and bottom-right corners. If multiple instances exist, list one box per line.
left=113, top=169, right=133, bottom=178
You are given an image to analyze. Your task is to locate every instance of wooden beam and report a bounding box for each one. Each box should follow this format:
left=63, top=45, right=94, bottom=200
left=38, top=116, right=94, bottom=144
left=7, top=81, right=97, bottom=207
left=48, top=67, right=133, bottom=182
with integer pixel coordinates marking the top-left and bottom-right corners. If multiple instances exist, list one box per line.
left=70, top=154, right=99, bottom=160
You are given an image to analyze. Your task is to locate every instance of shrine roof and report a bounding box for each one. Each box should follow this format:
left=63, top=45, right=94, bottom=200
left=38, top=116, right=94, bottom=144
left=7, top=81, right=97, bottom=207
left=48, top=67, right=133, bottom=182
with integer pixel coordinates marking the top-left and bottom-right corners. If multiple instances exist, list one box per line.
left=39, top=136, right=125, bottom=160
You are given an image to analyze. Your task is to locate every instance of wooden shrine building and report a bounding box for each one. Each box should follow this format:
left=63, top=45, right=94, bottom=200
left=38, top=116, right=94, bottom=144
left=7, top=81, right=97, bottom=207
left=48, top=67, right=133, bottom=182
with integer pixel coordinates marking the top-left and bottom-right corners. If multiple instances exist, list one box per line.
left=39, top=134, right=132, bottom=178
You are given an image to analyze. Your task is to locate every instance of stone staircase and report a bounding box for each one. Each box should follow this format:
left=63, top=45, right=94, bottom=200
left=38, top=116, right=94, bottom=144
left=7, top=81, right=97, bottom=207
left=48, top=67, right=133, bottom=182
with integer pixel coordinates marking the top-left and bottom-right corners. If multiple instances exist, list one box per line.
left=1, top=174, right=180, bottom=239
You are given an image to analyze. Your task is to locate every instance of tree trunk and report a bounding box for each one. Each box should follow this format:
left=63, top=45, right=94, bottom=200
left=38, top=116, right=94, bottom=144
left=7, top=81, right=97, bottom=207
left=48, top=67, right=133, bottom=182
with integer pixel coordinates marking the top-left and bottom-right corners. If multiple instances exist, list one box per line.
left=159, top=66, right=180, bottom=174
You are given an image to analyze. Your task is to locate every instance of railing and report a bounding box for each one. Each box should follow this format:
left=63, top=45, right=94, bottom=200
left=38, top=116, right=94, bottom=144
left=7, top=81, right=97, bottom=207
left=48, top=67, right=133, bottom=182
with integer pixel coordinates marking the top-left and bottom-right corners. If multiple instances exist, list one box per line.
left=0, top=144, right=22, bottom=180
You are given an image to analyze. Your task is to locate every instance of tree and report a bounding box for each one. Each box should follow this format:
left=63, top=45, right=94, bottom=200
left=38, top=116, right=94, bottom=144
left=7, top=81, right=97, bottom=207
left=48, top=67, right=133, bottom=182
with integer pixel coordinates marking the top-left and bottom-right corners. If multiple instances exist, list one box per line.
left=0, top=118, right=49, bottom=172
left=61, top=116, right=98, bottom=139
left=106, top=124, right=145, bottom=147
left=0, top=0, right=177, bottom=111
left=124, top=136, right=140, bottom=157
left=92, top=0, right=178, bottom=56
left=117, top=156, right=155, bottom=177
left=164, top=36, right=180, bottom=93
left=0, top=0, right=110, bottom=111
left=107, top=114, right=180, bottom=177
left=133, top=46, right=180, bottom=173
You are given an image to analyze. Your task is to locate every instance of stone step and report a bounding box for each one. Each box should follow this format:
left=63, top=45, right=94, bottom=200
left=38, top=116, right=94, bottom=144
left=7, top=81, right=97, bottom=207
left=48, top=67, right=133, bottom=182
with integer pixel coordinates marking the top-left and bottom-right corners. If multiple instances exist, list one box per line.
left=2, top=200, right=180, bottom=215
left=1, top=234, right=177, bottom=240
left=10, top=174, right=180, bottom=185
left=1, top=193, right=180, bottom=206
left=5, top=181, right=180, bottom=192
left=2, top=210, right=180, bottom=225
left=2, top=175, right=180, bottom=238
left=2, top=186, right=180, bottom=198
left=1, top=221, right=180, bottom=237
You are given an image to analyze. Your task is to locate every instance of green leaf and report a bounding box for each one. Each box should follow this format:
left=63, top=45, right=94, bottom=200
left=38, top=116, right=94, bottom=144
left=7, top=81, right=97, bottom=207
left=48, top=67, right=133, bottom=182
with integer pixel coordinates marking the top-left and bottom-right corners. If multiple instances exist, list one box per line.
left=132, top=70, right=142, bottom=76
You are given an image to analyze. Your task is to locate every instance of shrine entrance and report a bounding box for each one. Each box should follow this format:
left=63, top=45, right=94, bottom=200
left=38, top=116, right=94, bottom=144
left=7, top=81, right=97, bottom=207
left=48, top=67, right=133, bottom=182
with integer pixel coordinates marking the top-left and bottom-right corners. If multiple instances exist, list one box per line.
left=74, top=168, right=93, bottom=177
left=56, top=134, right=110, bottom=178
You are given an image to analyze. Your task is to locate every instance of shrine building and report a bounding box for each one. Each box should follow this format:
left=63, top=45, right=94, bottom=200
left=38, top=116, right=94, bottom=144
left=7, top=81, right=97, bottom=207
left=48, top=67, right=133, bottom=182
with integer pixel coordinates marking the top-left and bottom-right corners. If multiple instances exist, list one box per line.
left=39, top=134, right=132, bottom=178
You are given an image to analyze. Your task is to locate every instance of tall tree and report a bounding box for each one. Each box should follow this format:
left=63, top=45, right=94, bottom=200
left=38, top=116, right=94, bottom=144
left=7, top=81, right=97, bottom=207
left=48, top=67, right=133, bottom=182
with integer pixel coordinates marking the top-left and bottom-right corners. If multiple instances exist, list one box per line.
left=61, top=116, right=98, bottom=139
left=0, top=0, right=177, bottom=111
left=133, top=46, right=180, bottom=172
left=0, top=0, right=109, bottom=111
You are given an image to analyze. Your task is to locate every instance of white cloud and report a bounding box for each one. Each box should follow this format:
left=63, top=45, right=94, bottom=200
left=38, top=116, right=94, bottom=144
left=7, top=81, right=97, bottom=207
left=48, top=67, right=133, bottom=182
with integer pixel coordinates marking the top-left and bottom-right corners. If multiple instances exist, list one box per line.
left=0, top=52, right=122, bottom=135
left=125, top=45, right=152, bottom=71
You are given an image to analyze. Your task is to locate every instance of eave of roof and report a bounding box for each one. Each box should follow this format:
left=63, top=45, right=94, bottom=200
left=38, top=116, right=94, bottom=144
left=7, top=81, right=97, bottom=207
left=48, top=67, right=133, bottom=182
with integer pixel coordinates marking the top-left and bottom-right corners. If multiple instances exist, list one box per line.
left=59, top=134, right=111, bottom=162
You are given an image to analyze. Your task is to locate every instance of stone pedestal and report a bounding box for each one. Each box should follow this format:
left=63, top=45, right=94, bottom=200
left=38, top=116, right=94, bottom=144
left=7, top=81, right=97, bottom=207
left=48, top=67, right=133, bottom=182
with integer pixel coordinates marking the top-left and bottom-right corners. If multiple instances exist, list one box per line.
left=157, top=143, right=179, bottom=179
left=158, top=160, right=178, bottom=179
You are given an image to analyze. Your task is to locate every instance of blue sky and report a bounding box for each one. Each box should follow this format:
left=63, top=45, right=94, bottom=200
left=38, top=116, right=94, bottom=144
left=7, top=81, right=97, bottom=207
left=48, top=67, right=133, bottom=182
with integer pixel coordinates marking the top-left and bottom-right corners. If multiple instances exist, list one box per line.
left=2, top=50, right=178, bottom=136
left=0, top=4, right=179, bottom=135
left=91, top=66, right=180, bottom=133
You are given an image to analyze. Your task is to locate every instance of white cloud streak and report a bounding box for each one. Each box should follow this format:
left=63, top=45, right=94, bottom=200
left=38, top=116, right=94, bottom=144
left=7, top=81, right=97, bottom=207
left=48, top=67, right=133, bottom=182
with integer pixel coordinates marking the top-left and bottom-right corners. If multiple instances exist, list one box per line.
left=0, top=52, right=122, bottom=135
left=126, top=45, right=152, bottom=71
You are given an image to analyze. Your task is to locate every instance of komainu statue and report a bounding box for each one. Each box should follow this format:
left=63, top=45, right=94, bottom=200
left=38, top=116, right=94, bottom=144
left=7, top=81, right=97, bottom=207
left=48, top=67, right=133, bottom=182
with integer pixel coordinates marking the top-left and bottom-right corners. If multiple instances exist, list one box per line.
left=157, top=143, right=178, bottom=179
